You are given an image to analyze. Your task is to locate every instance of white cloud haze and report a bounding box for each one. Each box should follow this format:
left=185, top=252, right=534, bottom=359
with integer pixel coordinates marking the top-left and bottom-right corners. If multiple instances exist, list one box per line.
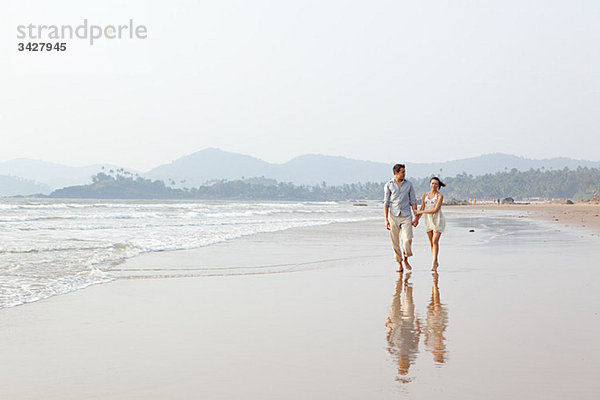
left=1, top=0, right=599, bottom=170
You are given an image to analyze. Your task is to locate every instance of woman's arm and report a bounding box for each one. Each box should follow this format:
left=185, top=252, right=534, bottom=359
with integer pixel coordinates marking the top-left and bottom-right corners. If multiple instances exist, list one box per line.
left=417, top=194, right=444, bottom=214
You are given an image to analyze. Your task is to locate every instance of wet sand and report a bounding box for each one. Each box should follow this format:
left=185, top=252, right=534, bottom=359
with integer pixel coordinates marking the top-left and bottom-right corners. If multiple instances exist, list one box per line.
left=1, top=211, right=599, bottom=399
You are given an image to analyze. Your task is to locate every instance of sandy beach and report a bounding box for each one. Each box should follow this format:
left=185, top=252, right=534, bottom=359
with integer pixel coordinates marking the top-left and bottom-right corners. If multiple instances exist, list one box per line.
left=456, top=202, right=600, bottom=233
left=1, top=209, right=600, bottom=399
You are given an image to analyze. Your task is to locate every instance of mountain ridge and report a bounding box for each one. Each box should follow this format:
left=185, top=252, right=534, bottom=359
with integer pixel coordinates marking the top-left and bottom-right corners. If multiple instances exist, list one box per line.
left=0, top=158, right=129, bottom=194
left=1, top=149, right=599, bottom=196
left=144, top=149, right=600, bottom=187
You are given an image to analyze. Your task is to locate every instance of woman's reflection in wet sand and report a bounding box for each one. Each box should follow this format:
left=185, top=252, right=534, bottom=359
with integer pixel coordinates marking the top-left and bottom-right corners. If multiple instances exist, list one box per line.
left=385, top=272, right=421, bottom=381
left=424, top=272, right=448, bottom=364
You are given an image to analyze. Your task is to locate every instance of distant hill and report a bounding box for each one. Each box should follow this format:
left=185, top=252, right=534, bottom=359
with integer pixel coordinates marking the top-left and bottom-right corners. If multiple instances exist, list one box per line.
left=0, top=175, right=50, bottom=197
left=145, top=149, right=600, bottom=186
left=407, top=154, right=600, bottom=178
left=49, top=171, right=383, bottom=200
left=269, top=154, right=389, bottom=185
left=145, top=149, right=391, bottom=187
left=2, top=150, right=600, bottom=196
left=50, top=172, right=176, bottom=199
left=0, top=158, right=133, bottom=192
left=146, top=148, right=272, bottom=188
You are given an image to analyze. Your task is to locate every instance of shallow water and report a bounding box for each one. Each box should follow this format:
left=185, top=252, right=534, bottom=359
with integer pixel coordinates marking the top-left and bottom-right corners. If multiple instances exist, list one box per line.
left=0, top=199, right=379, bottom=308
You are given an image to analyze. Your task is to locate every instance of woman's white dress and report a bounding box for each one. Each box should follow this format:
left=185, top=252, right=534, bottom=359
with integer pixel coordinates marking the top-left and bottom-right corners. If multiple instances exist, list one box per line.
left=424, top=192, right=446, bottom=233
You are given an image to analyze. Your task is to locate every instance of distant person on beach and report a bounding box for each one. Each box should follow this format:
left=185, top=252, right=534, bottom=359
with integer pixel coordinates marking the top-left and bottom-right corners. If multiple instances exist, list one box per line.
left=415, top=177, right=446, bottom=272
left=384, top=164, right=420, bottom=272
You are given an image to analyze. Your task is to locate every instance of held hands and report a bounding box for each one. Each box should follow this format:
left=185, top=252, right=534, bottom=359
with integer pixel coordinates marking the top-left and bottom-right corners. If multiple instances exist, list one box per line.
left=412, top=213, right=421, bottom=227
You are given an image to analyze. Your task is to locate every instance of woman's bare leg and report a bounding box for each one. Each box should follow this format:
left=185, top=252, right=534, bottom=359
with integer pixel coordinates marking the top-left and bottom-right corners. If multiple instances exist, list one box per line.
left=431, top=231, right=442, bottom=271
left=426, top=231, right=434, bottom=254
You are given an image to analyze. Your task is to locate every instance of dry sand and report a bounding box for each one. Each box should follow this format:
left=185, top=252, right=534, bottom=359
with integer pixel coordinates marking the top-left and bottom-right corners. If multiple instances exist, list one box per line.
left=455, top=203, right=600, bottom=233
left=1, top=211, right=599, bottom=399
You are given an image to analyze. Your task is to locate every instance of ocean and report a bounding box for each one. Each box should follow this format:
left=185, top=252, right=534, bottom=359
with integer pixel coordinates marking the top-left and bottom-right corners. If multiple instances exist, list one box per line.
left=0, top=199, right=380, bottom=309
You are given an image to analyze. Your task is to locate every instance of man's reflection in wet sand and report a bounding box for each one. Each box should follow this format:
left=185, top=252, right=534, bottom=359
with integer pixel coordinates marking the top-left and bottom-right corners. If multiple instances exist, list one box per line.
left=385, top=272, right=421, bottom=381
left=424, top=272, right=448, bottom=364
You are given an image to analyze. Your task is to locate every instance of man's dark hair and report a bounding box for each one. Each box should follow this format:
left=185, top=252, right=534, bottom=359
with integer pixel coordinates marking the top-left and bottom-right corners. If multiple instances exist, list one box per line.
left=393, top=164, right=406, bottom=173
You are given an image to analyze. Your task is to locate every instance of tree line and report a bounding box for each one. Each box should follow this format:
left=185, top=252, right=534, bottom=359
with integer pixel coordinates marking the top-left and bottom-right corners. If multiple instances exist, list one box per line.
left=49, top=167, right=600, bottom=201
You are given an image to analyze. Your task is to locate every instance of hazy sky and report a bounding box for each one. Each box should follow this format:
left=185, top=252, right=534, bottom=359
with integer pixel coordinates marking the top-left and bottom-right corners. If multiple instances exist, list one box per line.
left=1, top=0, right=599, bottom=170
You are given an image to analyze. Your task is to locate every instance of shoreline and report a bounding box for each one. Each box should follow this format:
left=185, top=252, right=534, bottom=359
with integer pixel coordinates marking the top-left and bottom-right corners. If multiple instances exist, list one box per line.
left=453, top=203, right=600, bottom=233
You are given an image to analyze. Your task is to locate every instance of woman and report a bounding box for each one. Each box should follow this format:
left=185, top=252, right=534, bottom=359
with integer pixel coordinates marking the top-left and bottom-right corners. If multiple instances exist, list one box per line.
left=415, top=177, right=446, bottom=271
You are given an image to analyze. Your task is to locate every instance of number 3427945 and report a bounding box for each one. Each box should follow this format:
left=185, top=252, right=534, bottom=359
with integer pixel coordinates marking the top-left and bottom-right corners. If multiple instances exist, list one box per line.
left=18, top=42, right=67, bottom=51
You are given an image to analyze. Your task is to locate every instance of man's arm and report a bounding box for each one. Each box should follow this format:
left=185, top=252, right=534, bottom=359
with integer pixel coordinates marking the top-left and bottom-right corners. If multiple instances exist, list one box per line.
left=384, top=206, right=390, bottom=230
left=411, top=203, right=419, bottom=227
left=409, top=184, right=420, bottom=226
left=383, top=183, right=391, bottom=230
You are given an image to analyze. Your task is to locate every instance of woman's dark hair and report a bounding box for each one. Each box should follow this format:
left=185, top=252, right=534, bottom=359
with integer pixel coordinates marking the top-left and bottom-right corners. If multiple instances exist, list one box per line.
left=430, top=176, right=446, bottom=187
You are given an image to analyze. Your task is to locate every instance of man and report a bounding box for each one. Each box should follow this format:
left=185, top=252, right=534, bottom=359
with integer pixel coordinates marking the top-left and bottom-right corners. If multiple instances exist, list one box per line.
left=384, top=164, right=420, bottom=272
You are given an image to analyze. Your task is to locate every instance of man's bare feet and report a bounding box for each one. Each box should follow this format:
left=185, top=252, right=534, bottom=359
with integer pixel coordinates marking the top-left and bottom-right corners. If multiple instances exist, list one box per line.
left=431, top=261, right=439, bottom=272
left=396, top=262, right=403, bottom=273
left=403, top=257, right=412, bottom=270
